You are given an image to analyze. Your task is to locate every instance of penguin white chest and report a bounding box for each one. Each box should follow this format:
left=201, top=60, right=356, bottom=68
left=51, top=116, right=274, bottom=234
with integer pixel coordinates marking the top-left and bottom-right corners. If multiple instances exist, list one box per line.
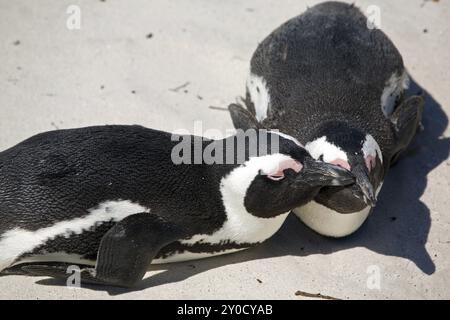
left=152, top=211, right=288, bottom=264
left=181, top=210, right=289, bottom=247
left=293, top=202, right=371, bottom=238
left=294, top=183, right=383, bottom=237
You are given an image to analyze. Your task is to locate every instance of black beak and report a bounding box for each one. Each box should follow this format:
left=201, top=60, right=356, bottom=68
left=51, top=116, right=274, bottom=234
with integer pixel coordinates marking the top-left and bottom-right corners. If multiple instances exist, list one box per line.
left=300, top=158, right=355, bottom=187
left=352, top=165, right=377, bottom=207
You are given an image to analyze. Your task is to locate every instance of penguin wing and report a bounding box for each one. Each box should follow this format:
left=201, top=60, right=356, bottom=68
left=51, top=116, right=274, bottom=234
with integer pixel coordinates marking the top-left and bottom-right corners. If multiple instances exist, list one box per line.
left=388, top=96, right=424, bottom=164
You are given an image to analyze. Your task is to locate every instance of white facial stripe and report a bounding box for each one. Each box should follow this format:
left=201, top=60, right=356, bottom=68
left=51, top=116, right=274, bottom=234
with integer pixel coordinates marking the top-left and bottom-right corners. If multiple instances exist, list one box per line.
left=381, top=70, right=410, bottom=117
left=247, top=73, right=271, bottom=122
left=362, top=134, right=383, bottom=164
left=305, top=136, right=348, bottom=163
left=221, top=153, right=299, bottom=183
left=269, top=131, right=304, bottom=147
left=180, top=154, right=291, bottom=247
left=0, top=200, right=149, bottom=271
left=306, top=135, right=382, bottom=170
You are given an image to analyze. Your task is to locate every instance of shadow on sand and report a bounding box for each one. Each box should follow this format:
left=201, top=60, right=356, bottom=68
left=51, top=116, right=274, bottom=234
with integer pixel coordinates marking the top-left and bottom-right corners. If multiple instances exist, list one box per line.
left=34, top=79, right=449, bottom=295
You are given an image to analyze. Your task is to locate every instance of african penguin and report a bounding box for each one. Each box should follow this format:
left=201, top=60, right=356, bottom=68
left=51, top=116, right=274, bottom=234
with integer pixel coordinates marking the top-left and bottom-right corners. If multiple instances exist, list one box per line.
left=229, top=2, right=424, bottom=237
left=0, top=125, right=353, bottom=287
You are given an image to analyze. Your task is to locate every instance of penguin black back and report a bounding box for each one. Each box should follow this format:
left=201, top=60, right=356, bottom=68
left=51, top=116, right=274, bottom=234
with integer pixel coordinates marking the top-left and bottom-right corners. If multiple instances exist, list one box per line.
left=244, top=1, right=407, bottom=148
left=0, top=125, right=224, bottom=234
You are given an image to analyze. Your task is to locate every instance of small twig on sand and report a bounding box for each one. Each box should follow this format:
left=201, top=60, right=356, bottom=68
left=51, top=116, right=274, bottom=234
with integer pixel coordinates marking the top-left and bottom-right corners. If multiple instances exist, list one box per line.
left=169, top=81, right=190, bottom=92
left=208, top=106, right=228, bottom=111
left=295, top=290, right=341, bottom=300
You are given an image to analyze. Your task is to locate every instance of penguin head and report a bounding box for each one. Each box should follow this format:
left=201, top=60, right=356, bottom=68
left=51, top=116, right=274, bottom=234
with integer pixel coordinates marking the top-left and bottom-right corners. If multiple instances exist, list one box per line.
left=304, top=121, right=384, bottom=212
left=220, top=131, right=355, bottom=218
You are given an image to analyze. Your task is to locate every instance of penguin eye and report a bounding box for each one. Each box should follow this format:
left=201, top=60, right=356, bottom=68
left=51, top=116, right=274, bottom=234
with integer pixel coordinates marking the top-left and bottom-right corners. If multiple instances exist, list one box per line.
left=259, top=169, right=285, bottom=181
left=267, top=173, right=285, bottom=181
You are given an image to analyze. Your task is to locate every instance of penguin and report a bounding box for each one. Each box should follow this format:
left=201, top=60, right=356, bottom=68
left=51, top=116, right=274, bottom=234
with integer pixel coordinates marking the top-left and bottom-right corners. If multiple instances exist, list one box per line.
left=228, top=2, right=424, bottom=237
left=0, top=125, right=353, bottom=287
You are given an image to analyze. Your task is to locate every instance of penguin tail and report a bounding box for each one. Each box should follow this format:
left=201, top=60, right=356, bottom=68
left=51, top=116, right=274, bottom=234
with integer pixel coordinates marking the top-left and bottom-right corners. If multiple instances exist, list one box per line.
left=228, top=103, right=263, bottom=131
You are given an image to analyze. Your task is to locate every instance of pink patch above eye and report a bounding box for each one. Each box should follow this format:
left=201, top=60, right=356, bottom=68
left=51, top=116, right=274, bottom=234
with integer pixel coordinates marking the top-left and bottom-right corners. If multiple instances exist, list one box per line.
left=329, top=159, right=351, bottom=171
left=267, top=159, right=303, bottom=181
left=365, top=155, right=377, bottom=172
left=283, top=159, right=303, bottom=173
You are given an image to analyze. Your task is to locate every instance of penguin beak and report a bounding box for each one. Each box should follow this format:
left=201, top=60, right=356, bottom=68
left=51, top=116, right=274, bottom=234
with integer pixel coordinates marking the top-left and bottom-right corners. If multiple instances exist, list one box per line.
left=352, top=165, right=377, bottom=207
left=300, top=158, right=355, bottom=187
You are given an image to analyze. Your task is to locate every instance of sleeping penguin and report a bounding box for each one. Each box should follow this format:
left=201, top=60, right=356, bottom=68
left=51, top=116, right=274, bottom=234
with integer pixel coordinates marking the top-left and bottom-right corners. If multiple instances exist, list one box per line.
left=229, top=2, right=424, bottom=237
left=0, top=125, right=353, bottom=287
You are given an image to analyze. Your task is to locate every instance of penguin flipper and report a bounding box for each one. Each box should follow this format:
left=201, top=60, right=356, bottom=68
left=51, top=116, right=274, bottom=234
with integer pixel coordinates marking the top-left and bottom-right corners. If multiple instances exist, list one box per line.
left=92, top=212, right=186, bottom=287
left=23, top=213, right=186, bottom=288
left=389, top=95, right=424, bottom=164
left=228, top=103, right=262, bottom=131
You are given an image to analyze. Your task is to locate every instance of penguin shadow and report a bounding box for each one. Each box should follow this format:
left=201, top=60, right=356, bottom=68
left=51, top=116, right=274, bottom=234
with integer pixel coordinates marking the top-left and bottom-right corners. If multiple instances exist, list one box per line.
left=260, top=77, right=449, bottom=276
left=349, top=77, right=450, bottom=274
left=35, top=79, right=449, bottom=295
